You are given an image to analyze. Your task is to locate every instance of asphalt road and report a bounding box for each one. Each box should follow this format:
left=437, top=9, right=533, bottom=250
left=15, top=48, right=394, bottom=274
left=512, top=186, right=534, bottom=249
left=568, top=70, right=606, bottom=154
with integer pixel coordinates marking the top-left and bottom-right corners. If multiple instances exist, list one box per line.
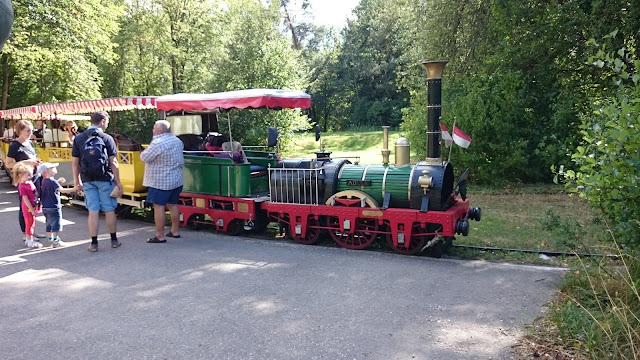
left=0, top=174, right=566, bottom=360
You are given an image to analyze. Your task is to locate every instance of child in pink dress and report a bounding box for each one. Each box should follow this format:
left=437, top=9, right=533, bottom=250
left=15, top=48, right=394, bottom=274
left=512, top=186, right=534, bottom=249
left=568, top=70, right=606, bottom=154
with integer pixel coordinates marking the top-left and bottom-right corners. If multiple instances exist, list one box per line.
left=13, top=162, right=43, bottom=248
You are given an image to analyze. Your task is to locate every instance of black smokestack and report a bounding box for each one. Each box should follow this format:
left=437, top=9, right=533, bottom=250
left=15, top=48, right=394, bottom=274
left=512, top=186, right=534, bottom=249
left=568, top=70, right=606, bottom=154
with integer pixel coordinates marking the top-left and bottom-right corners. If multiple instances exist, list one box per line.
left=422, top=60, right=447, bottom=162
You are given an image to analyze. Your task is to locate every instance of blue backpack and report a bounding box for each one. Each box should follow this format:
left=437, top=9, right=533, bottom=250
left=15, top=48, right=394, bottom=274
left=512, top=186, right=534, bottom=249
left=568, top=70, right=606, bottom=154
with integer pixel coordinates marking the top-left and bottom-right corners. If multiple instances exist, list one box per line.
left=81, top=130, right=110, bottom=180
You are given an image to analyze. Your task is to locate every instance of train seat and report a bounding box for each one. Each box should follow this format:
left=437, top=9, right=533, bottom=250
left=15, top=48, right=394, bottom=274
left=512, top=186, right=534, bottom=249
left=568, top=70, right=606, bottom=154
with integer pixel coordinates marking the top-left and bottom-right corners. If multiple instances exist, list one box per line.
left=250, top=165, right=267, bottom=172
left=42, top=129, right=70, bottom=148
left=278, top=159, right=313, bottom=169
left=113, top=132, right=143, bottom=151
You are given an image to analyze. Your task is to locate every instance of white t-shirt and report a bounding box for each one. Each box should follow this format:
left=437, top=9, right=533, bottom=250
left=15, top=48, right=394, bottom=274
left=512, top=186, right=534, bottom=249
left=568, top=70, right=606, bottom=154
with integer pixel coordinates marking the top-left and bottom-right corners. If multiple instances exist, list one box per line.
left=3, top=128, right=15, bottom=138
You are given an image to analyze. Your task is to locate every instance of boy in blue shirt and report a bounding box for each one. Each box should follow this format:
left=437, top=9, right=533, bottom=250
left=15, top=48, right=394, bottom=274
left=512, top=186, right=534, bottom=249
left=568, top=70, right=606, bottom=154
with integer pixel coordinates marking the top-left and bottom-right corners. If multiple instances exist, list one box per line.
left=37, top=162, right=76, bottom=247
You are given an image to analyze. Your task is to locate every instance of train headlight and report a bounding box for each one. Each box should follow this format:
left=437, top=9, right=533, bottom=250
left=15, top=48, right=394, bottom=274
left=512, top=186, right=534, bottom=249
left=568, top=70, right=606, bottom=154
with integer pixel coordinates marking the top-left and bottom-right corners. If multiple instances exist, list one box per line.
left=418, top=170, right=433, bottom=193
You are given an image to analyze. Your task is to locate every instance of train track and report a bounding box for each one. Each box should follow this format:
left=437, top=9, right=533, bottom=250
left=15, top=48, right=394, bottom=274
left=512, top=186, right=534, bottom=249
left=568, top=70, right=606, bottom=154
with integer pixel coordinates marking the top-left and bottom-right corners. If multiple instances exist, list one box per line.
left=451, top=244, right=618, bottom=258
left=234, top=224, right=617, bottom=259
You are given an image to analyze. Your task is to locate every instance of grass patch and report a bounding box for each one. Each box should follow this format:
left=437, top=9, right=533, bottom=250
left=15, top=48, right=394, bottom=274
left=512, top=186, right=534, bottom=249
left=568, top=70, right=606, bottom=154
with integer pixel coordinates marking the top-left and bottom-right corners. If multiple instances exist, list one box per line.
left=456, top=190, right=609, bottom=265
left=284, top=129, right=408, bottom=164
left=515, top=246, right=640, bottom=360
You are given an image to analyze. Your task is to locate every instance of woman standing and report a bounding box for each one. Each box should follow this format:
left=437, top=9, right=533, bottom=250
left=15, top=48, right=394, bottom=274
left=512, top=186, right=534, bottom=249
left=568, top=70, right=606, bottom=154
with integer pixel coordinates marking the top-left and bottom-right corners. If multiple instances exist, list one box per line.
left=5, top=120, right=42, bottom=241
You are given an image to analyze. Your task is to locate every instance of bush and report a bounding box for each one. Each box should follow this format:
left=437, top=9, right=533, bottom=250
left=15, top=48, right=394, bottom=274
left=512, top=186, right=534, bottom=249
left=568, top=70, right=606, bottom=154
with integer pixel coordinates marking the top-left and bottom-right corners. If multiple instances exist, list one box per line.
left=401, top=70, right=576, bottom=184
left=555, top=36, right=640, bottom=248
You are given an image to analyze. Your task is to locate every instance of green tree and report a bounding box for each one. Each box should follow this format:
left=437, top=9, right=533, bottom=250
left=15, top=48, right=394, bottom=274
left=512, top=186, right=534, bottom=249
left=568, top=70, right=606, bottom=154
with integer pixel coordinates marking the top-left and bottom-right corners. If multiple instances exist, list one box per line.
left=210, top=0, right=309, bottom=146
left=333, top=0, right=410, bottom=129
left=1, top=0, right=122, bottom=108
left=100, top=0, right=173, bottom=97
left=305, top=27, right=349, bottom=131
left=156, top=0, right=224, bottom=94
left=400, top=0, right=639, bottom=183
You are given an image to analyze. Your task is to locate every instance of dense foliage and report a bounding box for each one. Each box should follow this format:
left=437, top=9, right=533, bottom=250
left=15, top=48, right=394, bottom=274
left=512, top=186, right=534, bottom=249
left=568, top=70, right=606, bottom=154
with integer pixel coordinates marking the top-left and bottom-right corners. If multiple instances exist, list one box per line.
left=397, top=0, right=639, bottom=184
left=2, top=0, right=309, bottom=144
left=1, top=0, right=638, bottom=188
left=555, top=33, right=640, bottom=248
left=1, top=0, right=122, bottom=108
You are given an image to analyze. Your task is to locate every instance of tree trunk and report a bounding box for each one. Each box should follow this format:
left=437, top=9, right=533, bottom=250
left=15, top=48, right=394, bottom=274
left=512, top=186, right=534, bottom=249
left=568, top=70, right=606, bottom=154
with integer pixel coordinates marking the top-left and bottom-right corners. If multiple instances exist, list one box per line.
left=171, top=55, right=179, bottom=94
left=283, top=6, right=300, bottom=50
left=1, top=53, right=10, bottom=110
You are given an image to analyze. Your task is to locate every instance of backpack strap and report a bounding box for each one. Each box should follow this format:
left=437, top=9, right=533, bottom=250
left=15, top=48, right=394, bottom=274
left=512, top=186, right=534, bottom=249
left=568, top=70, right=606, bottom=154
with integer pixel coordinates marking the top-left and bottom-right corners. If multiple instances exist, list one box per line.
left=84, top=128, right=105, bottom=139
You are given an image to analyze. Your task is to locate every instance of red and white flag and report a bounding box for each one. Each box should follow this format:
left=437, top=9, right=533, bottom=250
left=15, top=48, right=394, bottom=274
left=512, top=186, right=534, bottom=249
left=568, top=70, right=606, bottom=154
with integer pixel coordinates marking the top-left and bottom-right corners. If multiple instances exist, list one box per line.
left=440, top=124, right=453, bottom=147
left=452, top=125, right=472, bottom=149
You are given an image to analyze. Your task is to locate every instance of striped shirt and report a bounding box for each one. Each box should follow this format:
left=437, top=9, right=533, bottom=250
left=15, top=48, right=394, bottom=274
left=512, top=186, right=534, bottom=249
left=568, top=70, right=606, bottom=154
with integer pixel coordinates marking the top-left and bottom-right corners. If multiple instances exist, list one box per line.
left=140, top=133, right=184, bottom=190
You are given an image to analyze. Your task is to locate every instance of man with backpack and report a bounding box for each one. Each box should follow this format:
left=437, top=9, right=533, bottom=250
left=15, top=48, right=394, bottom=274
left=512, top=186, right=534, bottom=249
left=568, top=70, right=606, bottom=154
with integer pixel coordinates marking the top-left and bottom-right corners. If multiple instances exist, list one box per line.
left=72, top=111, right=124, bottom=252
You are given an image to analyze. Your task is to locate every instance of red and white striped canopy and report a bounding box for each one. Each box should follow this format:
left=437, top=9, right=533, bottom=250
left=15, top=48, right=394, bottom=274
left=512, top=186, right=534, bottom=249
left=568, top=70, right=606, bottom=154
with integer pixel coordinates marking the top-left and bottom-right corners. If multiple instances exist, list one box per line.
left=156, top=89, right=311, bottom=112
left=0, top=96, right=157, bottom=120
left=0, top=105, right=39, bottom=119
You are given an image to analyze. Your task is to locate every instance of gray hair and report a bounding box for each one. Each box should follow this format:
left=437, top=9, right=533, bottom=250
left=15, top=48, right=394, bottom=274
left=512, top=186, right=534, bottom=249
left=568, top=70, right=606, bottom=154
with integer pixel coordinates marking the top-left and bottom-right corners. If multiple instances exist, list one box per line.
left=155, top=120, right=171, bottom=133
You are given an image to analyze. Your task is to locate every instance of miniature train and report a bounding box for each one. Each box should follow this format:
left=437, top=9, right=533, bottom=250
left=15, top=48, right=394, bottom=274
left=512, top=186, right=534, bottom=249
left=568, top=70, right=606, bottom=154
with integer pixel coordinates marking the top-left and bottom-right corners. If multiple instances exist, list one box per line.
left=0, top=61, right=480, bottom=256
left=162, top=62, right=480, bottom=256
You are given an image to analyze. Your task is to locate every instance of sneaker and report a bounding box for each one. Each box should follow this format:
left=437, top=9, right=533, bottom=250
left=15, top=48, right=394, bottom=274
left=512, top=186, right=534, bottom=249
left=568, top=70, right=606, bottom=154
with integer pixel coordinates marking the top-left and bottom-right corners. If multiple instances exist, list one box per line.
left=111, top=241, right=121, bottom=248
left=51, top=240, right=65, bottom=248
left=88, top=244, right=98, bottom=252
left=35, top=233, right=47, bottom=239
left=27, top=240, right=43, bottom=249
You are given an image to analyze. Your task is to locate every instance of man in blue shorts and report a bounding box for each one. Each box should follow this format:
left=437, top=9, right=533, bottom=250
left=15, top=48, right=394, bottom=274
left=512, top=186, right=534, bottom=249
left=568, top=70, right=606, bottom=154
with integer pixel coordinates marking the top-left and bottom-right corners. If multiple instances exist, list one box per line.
left=72, top=111, right=124, bottom=252
left=140, top=120, right=184, bottom=243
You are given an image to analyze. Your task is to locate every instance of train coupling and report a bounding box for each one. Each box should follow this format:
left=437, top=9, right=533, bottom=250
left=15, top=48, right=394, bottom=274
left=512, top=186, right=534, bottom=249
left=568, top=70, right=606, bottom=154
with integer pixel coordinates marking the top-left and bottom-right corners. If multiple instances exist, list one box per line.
left=455, top=219, right=469, bottom=236
left=468, top=207, right=481, bottom=221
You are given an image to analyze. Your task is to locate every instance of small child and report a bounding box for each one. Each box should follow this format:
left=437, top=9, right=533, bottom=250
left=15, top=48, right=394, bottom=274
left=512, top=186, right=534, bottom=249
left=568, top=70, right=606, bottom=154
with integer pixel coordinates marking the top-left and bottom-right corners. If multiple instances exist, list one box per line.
left=37, top=162, right=75, bottom=247
left=13, top=162, right=42, bottom=248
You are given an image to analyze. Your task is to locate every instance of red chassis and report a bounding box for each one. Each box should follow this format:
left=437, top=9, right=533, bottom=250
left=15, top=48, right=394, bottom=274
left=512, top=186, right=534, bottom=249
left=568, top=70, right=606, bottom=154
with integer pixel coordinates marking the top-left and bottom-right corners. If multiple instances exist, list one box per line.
left=176, top=191, right=469, bottom=253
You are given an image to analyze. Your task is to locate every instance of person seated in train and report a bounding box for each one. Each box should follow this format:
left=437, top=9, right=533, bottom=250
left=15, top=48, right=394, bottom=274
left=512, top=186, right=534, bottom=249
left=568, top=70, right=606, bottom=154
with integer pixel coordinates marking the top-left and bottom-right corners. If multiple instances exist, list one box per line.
left=2, top=119, right=16, bottom=140
left=204, top=132, right=229, bottom=157
left=33, top=120, right=46, bottom=139
left=221, top=141, right=248, bottom=164
left=42, top=120, right=69, bottom=147
left=65, top=120, right=78, bottom=145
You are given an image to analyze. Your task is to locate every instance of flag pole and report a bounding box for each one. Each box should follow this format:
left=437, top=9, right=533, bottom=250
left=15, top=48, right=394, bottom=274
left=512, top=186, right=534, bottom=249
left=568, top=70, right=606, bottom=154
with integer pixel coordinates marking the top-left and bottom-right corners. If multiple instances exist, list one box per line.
left=448, top=116, right=457, bottom=163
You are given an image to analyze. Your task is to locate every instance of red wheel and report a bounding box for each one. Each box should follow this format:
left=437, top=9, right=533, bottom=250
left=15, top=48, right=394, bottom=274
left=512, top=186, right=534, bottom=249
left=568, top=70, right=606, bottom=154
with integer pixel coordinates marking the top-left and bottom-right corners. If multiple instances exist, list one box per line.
left=327, top=216, right=378, bottom=250
left=386, top=223, right=429, bottom=255
left=291, top=216, right=320, bottom=245
left=324, top=190, right=380, bottom=250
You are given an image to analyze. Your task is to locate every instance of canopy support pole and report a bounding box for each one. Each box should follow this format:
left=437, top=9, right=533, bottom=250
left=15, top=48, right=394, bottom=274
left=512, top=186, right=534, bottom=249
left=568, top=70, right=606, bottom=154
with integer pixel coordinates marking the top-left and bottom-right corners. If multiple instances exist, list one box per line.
left=111, top=107, right=117, bottom=134
left=136, top=108, right=141, bottom=143
left=227, top=112, right=233, bottom=145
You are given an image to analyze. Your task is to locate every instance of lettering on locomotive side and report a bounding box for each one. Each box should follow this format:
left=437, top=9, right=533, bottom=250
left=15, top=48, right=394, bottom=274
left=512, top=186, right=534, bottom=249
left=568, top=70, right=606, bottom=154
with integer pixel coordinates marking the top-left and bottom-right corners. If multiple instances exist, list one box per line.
left=346, top=180, right=372, bottom=186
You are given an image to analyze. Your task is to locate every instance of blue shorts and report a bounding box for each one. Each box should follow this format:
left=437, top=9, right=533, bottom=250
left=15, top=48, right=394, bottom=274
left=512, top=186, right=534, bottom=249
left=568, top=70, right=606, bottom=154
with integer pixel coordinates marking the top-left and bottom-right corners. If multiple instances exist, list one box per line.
left=83, top=181, right=118, bottom=212
left=43, top=207, right=63, bottom=232
left=147, top=186, right=183, bottom=206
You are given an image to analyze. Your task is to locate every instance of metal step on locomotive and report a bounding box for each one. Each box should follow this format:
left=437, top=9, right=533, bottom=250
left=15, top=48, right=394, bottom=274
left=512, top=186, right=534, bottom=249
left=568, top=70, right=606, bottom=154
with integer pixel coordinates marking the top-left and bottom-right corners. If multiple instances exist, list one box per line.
left=159, top=61, right=480, bottom=256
